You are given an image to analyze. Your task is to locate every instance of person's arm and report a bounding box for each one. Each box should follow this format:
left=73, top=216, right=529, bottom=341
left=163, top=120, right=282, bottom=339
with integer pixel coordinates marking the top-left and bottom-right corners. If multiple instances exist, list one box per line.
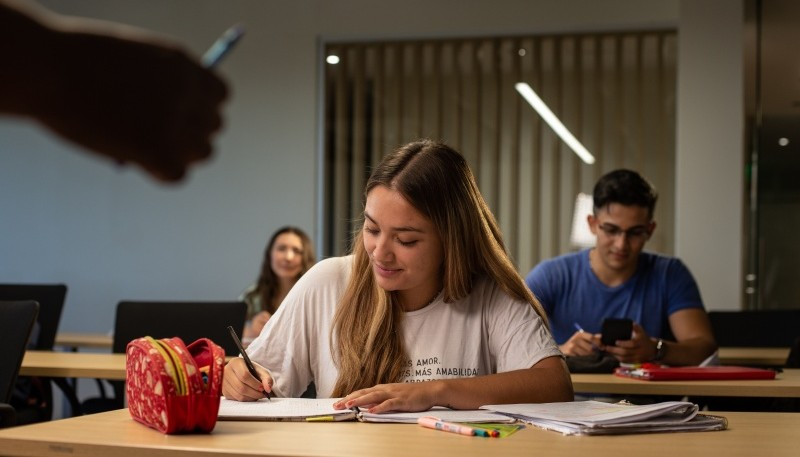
left=333, top=356, right=573, bottom=413
left=658, top=308, right=718, bottom=365
left=242, top=311, right=271, bottom=340
left=0, top=0, right=228, bottom=182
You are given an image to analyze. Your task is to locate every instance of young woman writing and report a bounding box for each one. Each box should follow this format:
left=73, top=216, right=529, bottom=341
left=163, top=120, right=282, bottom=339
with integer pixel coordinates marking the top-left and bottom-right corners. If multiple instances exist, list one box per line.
left=223, top=140, right=573, bottom=412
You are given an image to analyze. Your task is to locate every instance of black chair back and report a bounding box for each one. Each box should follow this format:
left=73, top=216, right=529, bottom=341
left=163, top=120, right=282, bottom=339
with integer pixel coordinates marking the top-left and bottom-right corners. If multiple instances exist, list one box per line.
left=0, top=300, right=40, bottom=428
left=0, top=284, right=67, bottom=423
left=708, top=310, right=800, bottom=347
left=0, top=300, right=39, bottom=403
left=113, top=300, right=247, bottom=355
left=0, top=284, right=67, bottom=351
left=81, top=300, right=247, bottom=414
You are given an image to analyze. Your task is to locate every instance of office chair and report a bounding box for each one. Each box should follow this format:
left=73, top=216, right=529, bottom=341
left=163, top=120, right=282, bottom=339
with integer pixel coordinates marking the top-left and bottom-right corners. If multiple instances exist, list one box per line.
left=708, top=310, right=800, bottom=348
left=0, top=284, right=69, bottom=423
left=0, top=300, right=40, bottom=428
left=698, top=311, right=800, bottom=412
left=81, top=300, right=247, bottom=414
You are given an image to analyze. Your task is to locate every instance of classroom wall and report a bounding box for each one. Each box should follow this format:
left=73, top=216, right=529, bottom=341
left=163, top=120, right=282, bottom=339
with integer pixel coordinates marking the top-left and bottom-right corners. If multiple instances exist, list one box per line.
left=0, top=0, right=743, bottom=336
left=676, top=0, right=744, bottom=311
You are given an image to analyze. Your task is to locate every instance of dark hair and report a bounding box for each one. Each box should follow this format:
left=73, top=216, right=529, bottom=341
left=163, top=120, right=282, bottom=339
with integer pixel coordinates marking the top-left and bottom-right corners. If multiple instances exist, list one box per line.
left=244, top=226, right=315, bottom=318
left=593, top=169, right=658, bottom=219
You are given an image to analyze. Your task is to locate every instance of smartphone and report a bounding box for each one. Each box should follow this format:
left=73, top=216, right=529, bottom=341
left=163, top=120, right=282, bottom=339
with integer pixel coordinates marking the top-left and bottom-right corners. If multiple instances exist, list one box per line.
left=601, top=318, right=633, bottom=346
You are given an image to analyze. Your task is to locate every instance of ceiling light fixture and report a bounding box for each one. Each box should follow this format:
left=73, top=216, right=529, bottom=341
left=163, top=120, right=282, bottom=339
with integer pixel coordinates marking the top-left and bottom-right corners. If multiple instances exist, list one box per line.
left=515, top=82, right=595, bottom=165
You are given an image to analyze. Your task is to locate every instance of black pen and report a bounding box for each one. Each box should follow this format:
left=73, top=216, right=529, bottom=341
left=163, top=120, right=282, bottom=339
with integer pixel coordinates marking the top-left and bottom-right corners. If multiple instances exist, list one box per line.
left=227, top=325, right=271, bottom=400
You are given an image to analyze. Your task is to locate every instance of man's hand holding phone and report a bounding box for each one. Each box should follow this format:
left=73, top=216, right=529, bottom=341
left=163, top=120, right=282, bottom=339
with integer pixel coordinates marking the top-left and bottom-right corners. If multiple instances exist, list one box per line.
left=601, top=318, right=633, bottom=346
left=601, top=320, right=659, bottom=363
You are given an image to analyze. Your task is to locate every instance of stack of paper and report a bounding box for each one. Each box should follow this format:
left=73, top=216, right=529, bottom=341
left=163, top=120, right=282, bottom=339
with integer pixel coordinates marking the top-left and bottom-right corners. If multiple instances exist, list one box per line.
left=359, top=407, right=515, bottom=424
left=481, top=400, right=728, bottom=435
left=218, top=398, right=728, bottom=435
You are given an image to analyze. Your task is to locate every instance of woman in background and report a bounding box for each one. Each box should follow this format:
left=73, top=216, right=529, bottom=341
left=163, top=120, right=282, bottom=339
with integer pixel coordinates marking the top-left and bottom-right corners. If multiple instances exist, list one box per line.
left=241, top=226, right=315, bottom=342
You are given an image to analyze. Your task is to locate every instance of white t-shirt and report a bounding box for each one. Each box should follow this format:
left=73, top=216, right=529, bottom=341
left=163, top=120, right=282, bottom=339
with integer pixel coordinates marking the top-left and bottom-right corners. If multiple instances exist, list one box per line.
left=246, top=256, right=561, bottom=398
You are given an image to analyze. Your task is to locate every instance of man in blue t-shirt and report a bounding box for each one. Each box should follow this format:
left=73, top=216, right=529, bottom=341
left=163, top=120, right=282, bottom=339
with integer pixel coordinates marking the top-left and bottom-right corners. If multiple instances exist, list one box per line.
left=526, top=170, right=717, bottom=366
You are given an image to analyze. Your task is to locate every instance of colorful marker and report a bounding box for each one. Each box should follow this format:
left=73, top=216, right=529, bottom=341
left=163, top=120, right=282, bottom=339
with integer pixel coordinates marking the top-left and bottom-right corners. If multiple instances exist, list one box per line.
left=418, top=416, right=481, bottom=437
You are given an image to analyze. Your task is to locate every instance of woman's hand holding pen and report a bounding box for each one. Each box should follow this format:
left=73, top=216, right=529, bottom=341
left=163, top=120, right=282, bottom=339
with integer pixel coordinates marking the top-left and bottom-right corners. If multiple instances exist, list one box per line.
left=333, top=382, right=440, bottom=414
left=222, top=358, right=274, bottom=401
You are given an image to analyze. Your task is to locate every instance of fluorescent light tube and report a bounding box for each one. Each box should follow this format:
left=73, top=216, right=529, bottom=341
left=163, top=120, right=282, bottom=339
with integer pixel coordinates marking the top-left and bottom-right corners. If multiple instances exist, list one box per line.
left=515, top=82, right=595, bottom=165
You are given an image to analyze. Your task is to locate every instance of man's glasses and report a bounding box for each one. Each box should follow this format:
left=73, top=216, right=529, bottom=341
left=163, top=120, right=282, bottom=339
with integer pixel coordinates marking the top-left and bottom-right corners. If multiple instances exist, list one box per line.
left=596, top=223, right=650, bottom=241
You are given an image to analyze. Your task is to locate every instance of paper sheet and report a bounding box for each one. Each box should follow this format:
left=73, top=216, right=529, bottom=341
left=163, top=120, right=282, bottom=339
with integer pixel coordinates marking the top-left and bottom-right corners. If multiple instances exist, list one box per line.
left=360, top=407, right=516, bottom=424
left=218, top=397, right=354, bottom=421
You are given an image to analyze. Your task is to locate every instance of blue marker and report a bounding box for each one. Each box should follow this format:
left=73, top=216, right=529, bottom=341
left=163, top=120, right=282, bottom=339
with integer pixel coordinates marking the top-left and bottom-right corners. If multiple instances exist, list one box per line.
left=202, top=24, right=245, bottom=68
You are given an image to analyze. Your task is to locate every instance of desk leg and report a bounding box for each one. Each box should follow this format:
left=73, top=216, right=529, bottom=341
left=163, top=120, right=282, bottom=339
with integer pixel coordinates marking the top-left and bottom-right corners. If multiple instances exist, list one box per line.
left=51, top=378, right=83, bottom=416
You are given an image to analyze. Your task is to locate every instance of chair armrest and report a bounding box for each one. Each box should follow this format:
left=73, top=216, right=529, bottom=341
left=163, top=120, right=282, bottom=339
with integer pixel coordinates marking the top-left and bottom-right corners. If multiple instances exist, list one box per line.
left=0, top=403, right=16, bottom=428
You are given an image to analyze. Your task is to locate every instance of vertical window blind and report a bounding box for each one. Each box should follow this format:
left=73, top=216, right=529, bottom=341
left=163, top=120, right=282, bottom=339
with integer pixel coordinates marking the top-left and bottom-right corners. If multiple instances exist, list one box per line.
left=323, top=30, right=676, bottom=275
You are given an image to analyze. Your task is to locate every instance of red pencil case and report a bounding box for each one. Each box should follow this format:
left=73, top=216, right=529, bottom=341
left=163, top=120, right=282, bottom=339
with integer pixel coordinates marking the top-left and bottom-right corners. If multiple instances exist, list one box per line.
left=126, top=336, right=225, bottom=434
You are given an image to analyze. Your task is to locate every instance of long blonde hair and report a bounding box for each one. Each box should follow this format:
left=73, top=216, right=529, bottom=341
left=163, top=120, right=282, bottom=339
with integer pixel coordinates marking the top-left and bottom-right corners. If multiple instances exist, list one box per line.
left=330, top=140, right=547, bottom=396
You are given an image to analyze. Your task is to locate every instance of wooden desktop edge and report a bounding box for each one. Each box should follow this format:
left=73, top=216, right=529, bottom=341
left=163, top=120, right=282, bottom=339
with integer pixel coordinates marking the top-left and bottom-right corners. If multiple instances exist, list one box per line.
left=19, top=351, right=800, bottom=396
left=54, top=332, right=113, bottom=350
left=19, top=351, right=236, bottom=381
left=716, top=346, right=790, bottom=366
left=0, top=409, right=799, bottom=457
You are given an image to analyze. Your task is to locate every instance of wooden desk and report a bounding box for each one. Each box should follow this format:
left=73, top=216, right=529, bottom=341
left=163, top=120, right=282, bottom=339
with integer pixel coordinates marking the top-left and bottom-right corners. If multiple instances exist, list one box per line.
left=19, top=351, right=234, bottom=381
left=0, top=409, right=798, bottom=457
left=718, top=347, right=790, bottom=366
left=571, top=368, right=800, bottom=398
left=20, top=350, right=127, bottom=380
left=21, top=351, right=800, bottom=397
left=54, top=332, right=113, bottom=351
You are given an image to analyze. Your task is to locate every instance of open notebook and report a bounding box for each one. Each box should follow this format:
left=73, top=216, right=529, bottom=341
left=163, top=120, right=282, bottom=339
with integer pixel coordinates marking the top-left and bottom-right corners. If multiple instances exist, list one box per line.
left=217, top=397, right=514, bottom=423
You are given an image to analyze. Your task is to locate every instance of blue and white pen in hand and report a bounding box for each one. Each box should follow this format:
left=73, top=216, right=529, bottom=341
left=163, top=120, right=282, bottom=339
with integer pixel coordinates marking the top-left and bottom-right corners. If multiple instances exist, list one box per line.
left=202, top=24, right=245, bottom=68
left=573, top=322, right=601, bottom=351
left=227, top=325, right=271, bottom=400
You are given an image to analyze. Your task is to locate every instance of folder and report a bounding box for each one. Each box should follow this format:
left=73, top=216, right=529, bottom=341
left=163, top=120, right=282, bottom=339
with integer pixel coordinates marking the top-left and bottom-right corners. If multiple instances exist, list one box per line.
left=614, top=365, right=777, bottom=381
